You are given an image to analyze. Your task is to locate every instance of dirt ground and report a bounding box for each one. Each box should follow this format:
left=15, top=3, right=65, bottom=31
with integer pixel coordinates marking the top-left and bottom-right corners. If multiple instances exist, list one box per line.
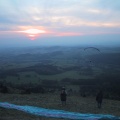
left=0, top=93, right=120, bottom=120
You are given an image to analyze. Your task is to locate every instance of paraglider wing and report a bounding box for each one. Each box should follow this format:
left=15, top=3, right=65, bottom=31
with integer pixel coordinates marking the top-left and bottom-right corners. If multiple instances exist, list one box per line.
left=84, top=47, right=100, bottom=52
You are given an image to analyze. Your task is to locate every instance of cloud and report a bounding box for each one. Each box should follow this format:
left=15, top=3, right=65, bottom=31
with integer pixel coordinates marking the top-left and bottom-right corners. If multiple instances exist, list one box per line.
left=0, top=0, right=120, bottom=39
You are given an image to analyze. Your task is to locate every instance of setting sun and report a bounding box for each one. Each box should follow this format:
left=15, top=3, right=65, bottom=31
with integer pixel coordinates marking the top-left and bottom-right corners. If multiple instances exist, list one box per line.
left=24, top=29, right=45, bottom=34
left=22, top=29, right=46, bottom=40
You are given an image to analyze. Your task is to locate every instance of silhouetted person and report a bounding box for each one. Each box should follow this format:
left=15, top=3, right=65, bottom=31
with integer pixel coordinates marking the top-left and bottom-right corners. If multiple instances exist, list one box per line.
left=96, top=90, right=103, bottom=108
left=60, top=87, right=67, bottom=106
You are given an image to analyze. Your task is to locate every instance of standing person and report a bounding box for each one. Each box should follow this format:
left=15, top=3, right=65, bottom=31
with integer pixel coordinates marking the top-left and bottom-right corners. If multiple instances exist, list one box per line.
left=60, top=87, right=67, bottom=106
left=96, top=90, right=103, bottom=108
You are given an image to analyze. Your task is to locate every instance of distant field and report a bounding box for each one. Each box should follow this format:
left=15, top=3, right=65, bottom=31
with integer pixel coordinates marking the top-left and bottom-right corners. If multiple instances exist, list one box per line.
left=38, top=71, right=94, bottom=80
left=1, top=70, right=96, bottom=85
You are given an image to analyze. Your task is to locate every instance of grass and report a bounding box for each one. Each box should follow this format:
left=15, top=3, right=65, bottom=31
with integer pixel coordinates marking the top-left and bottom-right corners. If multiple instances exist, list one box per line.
left=0, top=93, right=120, bottom=120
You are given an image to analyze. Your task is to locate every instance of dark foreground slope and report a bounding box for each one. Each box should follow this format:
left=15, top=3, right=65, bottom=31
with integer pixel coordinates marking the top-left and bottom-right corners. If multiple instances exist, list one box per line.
left=0, top=93, right=120, bottom=120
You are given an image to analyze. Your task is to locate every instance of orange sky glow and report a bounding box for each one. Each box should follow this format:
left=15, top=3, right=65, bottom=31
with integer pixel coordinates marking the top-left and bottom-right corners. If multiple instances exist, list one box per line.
left=21, top=29, right=46, bottom=40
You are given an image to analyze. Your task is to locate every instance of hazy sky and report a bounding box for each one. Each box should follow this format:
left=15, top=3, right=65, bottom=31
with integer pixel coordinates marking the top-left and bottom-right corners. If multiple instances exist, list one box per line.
left=0, top=0, right=120, bottom=47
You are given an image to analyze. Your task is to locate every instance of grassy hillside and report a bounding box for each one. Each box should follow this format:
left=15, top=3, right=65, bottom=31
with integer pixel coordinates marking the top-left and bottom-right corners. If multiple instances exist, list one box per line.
left=0, top=46, right=120, bottom=101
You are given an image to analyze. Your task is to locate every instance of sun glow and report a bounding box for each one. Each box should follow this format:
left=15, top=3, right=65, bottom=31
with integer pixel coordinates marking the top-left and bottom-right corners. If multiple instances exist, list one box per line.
left=24, top=29, right=45, bottom=34
left=22, top=29, right=46, bottom=40
left=29, top=35, right=35, bottom=37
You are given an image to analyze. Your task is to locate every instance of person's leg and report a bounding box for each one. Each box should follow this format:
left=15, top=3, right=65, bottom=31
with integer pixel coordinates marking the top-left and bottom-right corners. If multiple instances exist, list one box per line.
left=98, top=102, right=100, bottom=108
left=64, top=101, right=66, bottom=105
left=99, top=102, right=102, bottom=108
left=62, top=101, right=66, bottom=105
left=97, top=102, right=99, bottom=108
left=98, top=102, right=102, bottom=108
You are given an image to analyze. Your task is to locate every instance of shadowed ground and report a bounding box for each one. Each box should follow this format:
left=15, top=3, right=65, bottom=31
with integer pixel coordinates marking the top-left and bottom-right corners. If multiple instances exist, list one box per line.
left=0, top=93, right=120, bottom=120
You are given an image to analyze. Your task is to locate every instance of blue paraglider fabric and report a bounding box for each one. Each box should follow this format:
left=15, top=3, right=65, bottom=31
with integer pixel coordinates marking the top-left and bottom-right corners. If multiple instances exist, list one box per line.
left=0, top=102, right=119, bottom=120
